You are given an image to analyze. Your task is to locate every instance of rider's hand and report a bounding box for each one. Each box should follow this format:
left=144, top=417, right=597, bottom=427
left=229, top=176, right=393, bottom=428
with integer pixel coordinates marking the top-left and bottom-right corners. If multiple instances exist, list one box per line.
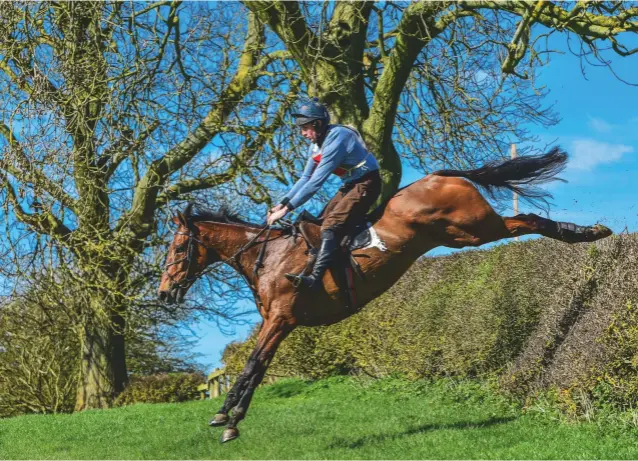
left=267, top=204, right=282, bottom=223
left=267, top=206, right=288, bottom=226
left=268, top=204, right=284, bottom=217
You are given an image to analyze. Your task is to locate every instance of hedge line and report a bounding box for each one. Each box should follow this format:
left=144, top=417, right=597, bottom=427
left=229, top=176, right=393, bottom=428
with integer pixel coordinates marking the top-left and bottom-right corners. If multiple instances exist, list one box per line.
left=223, top=234, right=638, bottom=414
left=115, top=372, right=206, bottom=406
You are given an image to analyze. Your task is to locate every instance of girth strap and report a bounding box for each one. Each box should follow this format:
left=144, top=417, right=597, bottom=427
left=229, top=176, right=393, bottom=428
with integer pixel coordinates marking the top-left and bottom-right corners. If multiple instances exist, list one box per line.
left=253, top=228, right=272, bottom=277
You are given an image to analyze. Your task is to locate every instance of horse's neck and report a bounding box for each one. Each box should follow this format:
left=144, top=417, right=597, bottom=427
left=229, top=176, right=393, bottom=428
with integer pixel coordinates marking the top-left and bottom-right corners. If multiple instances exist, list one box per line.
left=199, top=222, right=261, bottom=263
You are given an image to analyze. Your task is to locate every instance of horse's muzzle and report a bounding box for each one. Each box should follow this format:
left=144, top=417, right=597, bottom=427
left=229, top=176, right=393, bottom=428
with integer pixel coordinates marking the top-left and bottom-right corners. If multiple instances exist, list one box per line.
left=158, top=286, right=187, bottom=304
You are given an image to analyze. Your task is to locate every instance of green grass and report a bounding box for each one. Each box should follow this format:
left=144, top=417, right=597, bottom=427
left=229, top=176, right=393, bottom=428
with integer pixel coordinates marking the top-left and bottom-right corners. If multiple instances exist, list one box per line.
left=2, top=376, right=638, bottom=459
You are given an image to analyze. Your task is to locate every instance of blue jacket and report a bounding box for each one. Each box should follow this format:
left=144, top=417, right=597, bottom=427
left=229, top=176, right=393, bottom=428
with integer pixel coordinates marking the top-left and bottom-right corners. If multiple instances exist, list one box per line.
left=281, top=125, right=379, bottom=210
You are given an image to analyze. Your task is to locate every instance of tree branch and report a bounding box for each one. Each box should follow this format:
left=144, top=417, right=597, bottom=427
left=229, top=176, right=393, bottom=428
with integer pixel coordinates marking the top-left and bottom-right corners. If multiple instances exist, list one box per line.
left=364, top=1, right=452, bottom=193
left=458, top=1, right=638, bottom=77
left=243, top=1, right=317, bottom=77
left=328, top=2, right=374, bottom=65
left=0, top=59, right=34, bottom=96
left=102, top=120, right=161, bottom=181
left=461, top=1, right=638, bottom=41
left=0, top=172, right=72, bottom=239
left=0, top=3, right=65, bottom=105
left=116, top=12, right=266, bottom=245
left=157, top=85, right=299, bottom=203
left=501, top=0, right=546, bottom=78
left=0, top=122, right=77, bottom=212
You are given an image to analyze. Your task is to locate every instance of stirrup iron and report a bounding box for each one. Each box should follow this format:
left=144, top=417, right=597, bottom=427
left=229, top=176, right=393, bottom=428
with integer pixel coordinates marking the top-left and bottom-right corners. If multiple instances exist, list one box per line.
left=285, top=272, right=303, bottom=288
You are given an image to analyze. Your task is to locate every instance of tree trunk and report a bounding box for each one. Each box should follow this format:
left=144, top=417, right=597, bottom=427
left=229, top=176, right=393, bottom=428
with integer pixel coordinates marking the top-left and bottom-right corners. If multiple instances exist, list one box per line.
left=376, top=141, right=402, bottom=201
left=75, top=312, right=127, bottom=410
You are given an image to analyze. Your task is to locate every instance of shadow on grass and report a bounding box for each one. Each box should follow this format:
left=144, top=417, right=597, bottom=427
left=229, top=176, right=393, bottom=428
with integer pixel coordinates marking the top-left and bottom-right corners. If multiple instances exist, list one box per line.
left=326, top=416, right=518, bottom=449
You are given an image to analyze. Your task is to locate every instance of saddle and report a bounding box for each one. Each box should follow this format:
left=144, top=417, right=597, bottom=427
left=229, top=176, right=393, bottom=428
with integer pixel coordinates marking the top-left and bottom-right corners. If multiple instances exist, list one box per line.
left=293, top=210, right=376, bottom=251
left=287, top=210, right=380, bottom=312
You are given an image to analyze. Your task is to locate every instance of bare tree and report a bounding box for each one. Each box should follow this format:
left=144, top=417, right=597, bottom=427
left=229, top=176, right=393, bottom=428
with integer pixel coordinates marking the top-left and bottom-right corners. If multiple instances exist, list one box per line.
left=246, top=1, right=638, bottom=192
left=0, top=1, right=296, bottom=409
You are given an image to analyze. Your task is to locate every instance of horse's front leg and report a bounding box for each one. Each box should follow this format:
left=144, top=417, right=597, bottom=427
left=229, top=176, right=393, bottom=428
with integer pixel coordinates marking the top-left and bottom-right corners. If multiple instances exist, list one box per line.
left=208, top=338, right=274, bottom=428
left=210, top=317, right=293, bottom=443
left=208, top=351, right=259, bottom=428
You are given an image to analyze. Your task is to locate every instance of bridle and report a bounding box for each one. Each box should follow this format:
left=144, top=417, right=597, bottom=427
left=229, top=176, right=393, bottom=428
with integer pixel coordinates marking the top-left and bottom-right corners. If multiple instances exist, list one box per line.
left=164, top=227, right=206, bottom=289
left=164, top=221, right=275, bottom=290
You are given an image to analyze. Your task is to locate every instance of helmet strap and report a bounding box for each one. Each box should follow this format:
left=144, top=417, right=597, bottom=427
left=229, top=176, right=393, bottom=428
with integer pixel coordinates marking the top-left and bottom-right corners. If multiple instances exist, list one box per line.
left=315, top=120, right=329, bottom=146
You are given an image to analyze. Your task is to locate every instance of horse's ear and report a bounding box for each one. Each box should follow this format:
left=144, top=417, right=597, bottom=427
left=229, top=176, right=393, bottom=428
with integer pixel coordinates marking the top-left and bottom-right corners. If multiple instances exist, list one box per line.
left=184, top=202, right=194, bottom=219
left=173, top=212, right=187, bottom=227
left=173, top=203, right=194, bottom=227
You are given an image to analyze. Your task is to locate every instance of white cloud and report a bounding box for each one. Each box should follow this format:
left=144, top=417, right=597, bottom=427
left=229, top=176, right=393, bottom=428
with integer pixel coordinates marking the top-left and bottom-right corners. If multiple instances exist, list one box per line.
left=569, top=139, right=633, bottom=171
left=587, top=116, right=614, bottom=134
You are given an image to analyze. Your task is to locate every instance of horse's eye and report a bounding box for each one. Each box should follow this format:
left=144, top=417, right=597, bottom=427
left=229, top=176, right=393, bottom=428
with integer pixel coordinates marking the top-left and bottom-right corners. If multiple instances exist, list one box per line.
left=175, top=245, right=186, bottom=253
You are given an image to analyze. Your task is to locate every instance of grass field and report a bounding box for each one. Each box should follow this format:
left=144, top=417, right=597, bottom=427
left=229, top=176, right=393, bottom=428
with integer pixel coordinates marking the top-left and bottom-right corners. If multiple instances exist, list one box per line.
left=2, top=376, right=638, bottom=459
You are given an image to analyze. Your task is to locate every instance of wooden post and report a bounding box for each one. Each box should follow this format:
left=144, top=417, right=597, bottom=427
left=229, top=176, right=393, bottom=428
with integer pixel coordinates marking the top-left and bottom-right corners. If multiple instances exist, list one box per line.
left=204, top=368, right=227, bottom=399
left=211, top=377, right=220, bottom=398
left=511, top=144, right=519, bottom=241
left=197, top=383, right=208, bottom=400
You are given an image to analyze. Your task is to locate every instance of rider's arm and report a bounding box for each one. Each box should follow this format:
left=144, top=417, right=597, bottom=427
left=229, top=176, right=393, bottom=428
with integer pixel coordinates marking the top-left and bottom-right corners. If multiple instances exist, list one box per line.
left=279, top=151, right=316, bottom=208
left=287, top=130, right=347, bottom=210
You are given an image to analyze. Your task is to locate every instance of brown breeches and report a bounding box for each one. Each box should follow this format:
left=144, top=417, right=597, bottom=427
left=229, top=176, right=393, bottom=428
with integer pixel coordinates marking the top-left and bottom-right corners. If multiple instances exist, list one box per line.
left=319, top=170, right=382, bottom=239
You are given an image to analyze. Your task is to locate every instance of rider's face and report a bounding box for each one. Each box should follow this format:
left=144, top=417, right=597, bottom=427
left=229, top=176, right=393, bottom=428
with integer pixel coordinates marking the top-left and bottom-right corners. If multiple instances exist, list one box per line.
left=300, top=121, right=322, bottom=143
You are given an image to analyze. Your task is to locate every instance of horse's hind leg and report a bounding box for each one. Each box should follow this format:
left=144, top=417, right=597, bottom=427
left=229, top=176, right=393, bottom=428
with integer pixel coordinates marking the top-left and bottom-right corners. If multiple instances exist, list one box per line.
left=503, top=213, right=612, bottom=243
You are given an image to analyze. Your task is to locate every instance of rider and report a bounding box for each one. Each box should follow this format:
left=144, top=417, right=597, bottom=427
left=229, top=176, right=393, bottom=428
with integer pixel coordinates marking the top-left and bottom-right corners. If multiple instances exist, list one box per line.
left=267, top=98, right=381, bottom=290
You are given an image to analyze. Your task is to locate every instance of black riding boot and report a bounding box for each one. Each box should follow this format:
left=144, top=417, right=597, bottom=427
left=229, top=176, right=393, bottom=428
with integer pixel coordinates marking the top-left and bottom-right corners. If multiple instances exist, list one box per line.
left=285, top=230, right=337, bottom=290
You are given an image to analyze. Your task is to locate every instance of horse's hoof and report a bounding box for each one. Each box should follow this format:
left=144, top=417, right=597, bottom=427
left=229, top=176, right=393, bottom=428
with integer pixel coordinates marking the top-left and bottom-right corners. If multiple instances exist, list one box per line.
left=209, top=413, right=229, bottom=427
left=593, top=224, right=613, bottom=239
left=220, top=427, right=239, bottom=443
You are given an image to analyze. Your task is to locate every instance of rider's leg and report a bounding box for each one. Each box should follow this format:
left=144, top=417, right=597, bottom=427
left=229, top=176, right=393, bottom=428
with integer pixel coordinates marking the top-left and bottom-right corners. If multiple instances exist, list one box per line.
left=317, top=188, right=345, bottom=221
left=286, top=171, right=381, bottom=290
left=321, top=172, right=382, bottom=238
left=285, top=228, right=338, bottom=289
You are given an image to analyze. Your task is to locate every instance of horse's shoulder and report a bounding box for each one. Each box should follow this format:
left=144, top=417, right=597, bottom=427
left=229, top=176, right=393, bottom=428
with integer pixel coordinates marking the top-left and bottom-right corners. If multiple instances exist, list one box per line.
left=298, top=221, right=322, bottom=246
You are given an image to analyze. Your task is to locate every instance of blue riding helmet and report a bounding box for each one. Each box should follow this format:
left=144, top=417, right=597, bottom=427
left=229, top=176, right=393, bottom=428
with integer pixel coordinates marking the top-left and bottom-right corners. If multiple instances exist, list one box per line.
left=291, top=98, right=330, bottom=126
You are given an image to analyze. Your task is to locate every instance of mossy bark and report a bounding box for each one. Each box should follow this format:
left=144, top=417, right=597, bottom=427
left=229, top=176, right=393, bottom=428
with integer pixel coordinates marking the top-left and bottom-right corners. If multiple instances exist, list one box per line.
left=75, top=312, right=127, bottom=410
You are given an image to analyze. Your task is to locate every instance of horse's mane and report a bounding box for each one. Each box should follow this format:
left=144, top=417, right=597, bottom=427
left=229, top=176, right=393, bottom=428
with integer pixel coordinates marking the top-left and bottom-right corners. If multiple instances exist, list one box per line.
left=183, top=204, right=261, bottom=227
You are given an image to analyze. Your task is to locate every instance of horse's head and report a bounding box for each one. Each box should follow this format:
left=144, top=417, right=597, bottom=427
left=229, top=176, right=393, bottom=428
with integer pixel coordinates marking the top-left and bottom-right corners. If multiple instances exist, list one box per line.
left=158, top=204, right=219, bottom=304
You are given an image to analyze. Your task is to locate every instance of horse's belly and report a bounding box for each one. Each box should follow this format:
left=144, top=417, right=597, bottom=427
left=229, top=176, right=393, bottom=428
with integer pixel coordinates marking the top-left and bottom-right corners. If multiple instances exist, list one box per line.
left=355, top=251, right=420, bottom=306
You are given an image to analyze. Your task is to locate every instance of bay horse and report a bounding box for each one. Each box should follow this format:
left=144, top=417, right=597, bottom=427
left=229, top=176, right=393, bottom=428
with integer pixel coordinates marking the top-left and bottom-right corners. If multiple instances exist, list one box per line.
left=158, top=147, right=611, bottom=443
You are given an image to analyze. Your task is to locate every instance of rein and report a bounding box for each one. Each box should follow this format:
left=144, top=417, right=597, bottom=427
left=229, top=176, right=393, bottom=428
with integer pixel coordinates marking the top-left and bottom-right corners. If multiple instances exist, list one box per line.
left=165, top=222, right=275, bottom=289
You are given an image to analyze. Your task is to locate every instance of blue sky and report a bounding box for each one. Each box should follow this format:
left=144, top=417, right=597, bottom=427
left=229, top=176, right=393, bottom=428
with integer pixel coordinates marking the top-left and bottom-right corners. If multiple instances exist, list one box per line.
left=189, top=36, right=638, bottom=373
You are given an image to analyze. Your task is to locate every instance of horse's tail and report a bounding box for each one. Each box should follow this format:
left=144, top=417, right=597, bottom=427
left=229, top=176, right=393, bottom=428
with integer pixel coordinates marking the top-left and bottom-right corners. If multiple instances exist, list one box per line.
left=432, top=147, right=568, bottom=207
